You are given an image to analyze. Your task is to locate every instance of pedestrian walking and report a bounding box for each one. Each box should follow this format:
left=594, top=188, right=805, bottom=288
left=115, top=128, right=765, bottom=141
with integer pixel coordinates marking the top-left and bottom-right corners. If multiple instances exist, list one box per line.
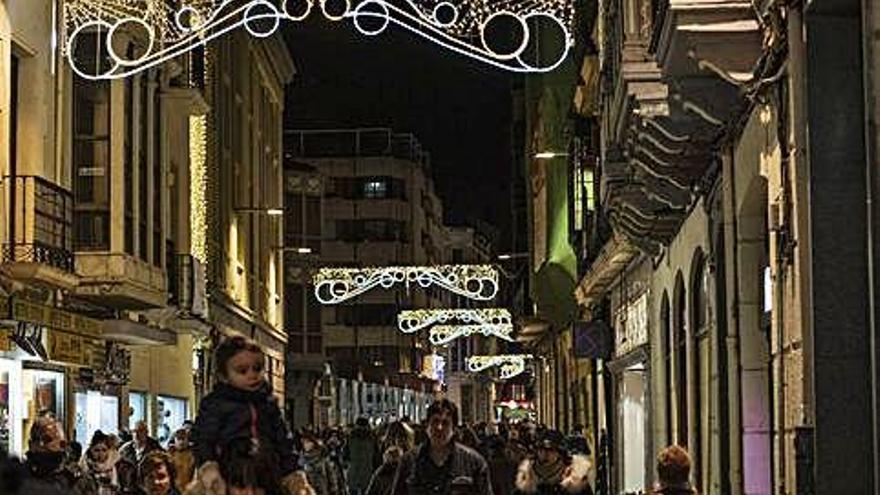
left=299, top=430, right=341, bottom=495
left=515, top=430, right=593, bottom=495
left=390, top=398, right=492, bottom=495
left=347, top=417, right=378, bottom=495
left=24, top=415, right=96, bottom=495
left=190, top=336, right=299, bottom=493
left=138, top=451, right=179, bottom=495
left=167, top=428, right=197, bottom=493
left=651, top=445, right=697, bottom=495
left=120, top=420, right=163, bottom=467
left=365, top=421, right=414, bottom=495
left=82, top=430, right=138, bottom=494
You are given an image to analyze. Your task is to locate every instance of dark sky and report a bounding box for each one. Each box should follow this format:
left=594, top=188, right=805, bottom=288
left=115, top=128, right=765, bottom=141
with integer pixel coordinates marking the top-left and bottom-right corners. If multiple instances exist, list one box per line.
left=283, top=18, right=515, bottom=247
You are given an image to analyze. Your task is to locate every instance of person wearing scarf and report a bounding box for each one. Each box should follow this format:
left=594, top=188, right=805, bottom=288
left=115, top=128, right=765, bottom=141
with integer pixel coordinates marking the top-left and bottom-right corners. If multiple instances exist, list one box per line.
left=82, top=430, right=138, bottom=494
left=24, top=416, right=96, bottom=494
left=515, top=430, right=593, bottom=495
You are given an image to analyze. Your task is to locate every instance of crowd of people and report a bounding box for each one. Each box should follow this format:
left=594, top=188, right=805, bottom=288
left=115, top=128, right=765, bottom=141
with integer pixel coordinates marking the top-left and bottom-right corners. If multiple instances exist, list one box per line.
left=0, top=336, right=699, bottom=495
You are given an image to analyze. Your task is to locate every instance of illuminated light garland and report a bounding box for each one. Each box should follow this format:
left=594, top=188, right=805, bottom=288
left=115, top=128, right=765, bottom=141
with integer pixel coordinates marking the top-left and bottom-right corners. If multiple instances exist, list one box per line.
left=313, top=265, right=498, bottom=304
left=397, top=308, right=511, bottom=333
left=62, top=0, right=574, bottom=80
left=428, top=324, right=515, bottom=346
left=466, top=354, right=532, bottom=379
left=189, top=114, right=208, bottom=264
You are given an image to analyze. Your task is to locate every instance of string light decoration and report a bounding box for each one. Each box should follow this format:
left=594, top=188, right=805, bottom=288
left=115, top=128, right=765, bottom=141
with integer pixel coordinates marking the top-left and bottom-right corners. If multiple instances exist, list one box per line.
left=189, top=114, right=208, bottom=264
left=428, top=324, right=514, bottom=345
left=466, top=354, right=532, bottom=379
left=313, top=265, right=498, bottom=304
left=62, top=0, right=574, bottom=79
left=397, top=308, right=511, bottom=333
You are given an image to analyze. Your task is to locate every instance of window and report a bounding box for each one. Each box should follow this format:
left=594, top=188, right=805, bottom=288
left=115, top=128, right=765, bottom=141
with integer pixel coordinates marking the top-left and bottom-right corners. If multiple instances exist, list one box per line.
left=138, top=75, right=149, bottom=260
left=152, top=78, right=163, bottom=267
left=286, top=284, right=322, bottom=355
left=674, top=274, right=688, bottom=447
left=73, top=33, right=111, bottom=251
left=661, top=292, right=672, bottom=445
left=363, top=179, right=388, bottom=199
left=124, top=76, right=134, bottom=254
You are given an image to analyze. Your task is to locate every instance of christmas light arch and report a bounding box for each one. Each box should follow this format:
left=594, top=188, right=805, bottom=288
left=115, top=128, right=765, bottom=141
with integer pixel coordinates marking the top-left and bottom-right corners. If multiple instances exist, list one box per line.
left=61, top=0, right=575, bottom=80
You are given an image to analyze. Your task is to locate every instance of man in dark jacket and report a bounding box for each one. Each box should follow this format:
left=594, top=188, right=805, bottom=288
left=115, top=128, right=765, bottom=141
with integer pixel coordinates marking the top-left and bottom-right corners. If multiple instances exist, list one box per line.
left=119, top=420, right=163, bottom=466
left=391, top=398, right=492, bottom=495
left=348, top=417, right=378, bottom=494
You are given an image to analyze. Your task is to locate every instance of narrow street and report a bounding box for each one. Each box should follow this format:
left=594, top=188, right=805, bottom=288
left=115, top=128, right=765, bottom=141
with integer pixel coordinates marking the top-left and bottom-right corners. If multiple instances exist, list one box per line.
left=1, top=0, right=879, bottom=494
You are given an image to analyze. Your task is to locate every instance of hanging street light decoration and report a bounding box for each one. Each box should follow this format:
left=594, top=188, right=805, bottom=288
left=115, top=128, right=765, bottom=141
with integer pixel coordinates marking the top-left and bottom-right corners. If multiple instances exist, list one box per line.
left=467, top=354, right=532, bottom=379
left=313, top=265, right=498, bottom=304
left=62, top=0, right=574, bottom=80
left=428, top=324, right=514, bottom=346
left=397, top=308, right=511, bottom=333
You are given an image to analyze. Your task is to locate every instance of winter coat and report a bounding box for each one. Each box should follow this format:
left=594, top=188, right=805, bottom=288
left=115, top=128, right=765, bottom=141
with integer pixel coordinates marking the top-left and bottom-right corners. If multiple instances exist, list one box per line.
left=390, top=442, right=493, bottom=495
left=82, top=449, right=138, bottom=494
left=347, top=426, right=378, bottom=492
left=515, top=455, right=594, bottom=495
left=24, top=450, right=97, bottom=495
left=365, top=446, right=405, bottom=495
left=118, top=437, right=163, bottom=466
left=191, top=382, right=297, bottom=476
left=300, top=448, right=337, bottom=495
left=168, top=445, right=197, bottom=493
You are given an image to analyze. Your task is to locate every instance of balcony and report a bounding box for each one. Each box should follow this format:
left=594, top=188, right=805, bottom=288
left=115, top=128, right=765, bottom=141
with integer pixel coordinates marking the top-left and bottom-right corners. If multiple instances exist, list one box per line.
left=74, top=252, right=167, bottom=309
left=2, top=176, right=78, bottom=290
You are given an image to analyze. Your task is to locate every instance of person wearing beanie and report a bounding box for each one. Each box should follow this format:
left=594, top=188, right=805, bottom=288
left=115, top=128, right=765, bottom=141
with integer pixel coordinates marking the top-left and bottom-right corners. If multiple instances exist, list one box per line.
left=653, top=445, right=697, bottom=495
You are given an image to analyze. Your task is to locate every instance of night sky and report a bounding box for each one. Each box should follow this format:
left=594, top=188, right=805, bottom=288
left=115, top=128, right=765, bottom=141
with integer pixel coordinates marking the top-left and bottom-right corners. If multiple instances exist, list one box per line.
left=283, top=18, right=515, bottom=247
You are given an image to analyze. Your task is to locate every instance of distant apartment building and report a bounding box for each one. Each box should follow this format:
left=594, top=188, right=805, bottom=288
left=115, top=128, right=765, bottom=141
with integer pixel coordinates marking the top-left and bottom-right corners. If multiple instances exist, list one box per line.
left=283, top=128, right=444, bottom=427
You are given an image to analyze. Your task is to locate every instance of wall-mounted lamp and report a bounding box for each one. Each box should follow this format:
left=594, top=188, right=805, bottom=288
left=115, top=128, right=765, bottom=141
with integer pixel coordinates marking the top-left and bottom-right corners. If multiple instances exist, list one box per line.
left=235, top=207, right=284, bottom=216
left=272, top=246, right=313, bottom=254
left=497, top=252, right=529, bottom=261
left=533, top=151, right=569, bottom=160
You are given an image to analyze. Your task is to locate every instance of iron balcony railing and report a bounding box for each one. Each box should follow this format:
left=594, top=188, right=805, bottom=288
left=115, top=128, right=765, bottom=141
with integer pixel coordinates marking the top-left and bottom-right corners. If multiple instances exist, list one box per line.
left=3, top=175, right=75, bottom=272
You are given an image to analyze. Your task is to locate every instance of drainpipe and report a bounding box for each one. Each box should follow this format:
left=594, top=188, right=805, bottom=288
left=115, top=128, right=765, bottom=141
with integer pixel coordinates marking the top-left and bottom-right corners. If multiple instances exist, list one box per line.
left=722, top=151, right=743, bottom=495
left=860, top=0, right=879, bottom=485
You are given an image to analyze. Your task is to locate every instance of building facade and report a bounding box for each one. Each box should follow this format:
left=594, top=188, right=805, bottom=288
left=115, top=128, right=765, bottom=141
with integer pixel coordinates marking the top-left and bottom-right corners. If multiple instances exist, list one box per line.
left=282, top=128, right=444, bottom=428
left=0, top=1, right=293, bottom=453
left=524, top=0, right=880, bottom=493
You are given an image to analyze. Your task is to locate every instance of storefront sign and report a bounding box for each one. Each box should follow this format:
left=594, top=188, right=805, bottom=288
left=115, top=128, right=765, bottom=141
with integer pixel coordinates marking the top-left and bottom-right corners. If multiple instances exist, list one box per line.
left=11, top=299, right=102, bottom=339
left=614, top=292, right=648, bottom=358
left=48, top=332, right=88, bottom=366
left=0, top=328, right=11, bottom=352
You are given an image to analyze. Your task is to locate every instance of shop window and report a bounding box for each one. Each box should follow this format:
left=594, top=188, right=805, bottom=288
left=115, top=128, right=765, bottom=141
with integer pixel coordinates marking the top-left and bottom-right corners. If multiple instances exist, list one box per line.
left=618, top=363, right=647, bottom=493
left=74, top=390, right=118, bottom=446
left=0, top=359, right=23, bottom=456
left=129, top=391, right=148, bottom=431
left=157, top=395, right=188, bottom=447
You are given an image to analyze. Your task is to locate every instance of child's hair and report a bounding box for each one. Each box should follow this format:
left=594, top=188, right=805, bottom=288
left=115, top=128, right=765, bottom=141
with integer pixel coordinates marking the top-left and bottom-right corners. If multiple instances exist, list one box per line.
left=220, top=437, right=282, bottom=494
left=213, top=335, right=265, bottom=380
